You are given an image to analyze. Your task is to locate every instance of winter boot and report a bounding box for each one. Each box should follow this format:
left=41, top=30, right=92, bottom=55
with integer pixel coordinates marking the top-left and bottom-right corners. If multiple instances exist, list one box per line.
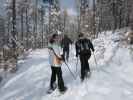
left=59, top=86, right=67, bottom=94
left=47, top=83, right=57, bottom=94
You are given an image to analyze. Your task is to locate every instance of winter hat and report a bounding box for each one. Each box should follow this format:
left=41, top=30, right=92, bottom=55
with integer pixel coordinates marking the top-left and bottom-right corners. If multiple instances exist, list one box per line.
left=49, top=34, right=58, bottom=44
left=52, top=33, right=58, bottom=39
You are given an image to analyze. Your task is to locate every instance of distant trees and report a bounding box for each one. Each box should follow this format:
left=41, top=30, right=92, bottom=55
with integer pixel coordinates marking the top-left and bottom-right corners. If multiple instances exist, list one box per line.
left=77, top=0, right=133, bottom=37
left=0, top=0, right=50, bottom=72
left=3, top=0, right=133, bottom=48
left=96, top=0, right=133, bottom=32
left=78, top=0, right=97, bottom=37
left=5, top=0, right=50, bottom=49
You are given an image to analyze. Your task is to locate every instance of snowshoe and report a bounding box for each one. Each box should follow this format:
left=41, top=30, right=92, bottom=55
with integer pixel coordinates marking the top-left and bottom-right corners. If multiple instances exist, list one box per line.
left=59, top=86, right=67, bottom=94
left=46, top=83, right=57, bottom=94
left=81, top=78, right=85, bottom=82
left=86, top=71, right=91, bottom=78
left=47, top=88, right=54, bottom=94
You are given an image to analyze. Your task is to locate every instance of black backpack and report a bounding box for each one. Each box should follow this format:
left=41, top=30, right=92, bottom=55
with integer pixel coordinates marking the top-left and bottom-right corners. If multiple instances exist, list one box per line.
left=78, top=39, right=91, bottom=55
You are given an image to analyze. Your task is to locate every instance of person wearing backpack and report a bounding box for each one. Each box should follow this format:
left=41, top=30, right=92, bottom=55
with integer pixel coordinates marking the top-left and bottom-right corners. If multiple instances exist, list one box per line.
left=47, top=34, right=67, bottom=93
left=61, top=34, right=72, bottom=61
left=75, top=33, right=94, bottom=81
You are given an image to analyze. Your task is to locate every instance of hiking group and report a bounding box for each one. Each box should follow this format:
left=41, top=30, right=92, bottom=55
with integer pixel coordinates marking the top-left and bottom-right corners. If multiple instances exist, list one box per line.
left=47, top=33, right=95, bottom=94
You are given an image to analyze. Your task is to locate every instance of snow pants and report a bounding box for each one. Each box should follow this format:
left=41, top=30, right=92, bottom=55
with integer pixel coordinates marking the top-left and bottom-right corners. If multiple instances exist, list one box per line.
left=79, top=53, right=91, bottom=81
left=50, top=66, right=66, bottom=91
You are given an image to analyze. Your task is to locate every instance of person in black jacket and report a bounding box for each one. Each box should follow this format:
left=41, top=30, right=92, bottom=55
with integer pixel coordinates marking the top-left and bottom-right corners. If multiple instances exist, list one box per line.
left=75, top=33, right=94, bottom=81
left=61, top=34, right=72, bottom=61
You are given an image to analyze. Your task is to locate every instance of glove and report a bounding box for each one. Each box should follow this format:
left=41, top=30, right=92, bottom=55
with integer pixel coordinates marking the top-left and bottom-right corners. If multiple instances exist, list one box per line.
left=61, top=54, right=65, bottom=62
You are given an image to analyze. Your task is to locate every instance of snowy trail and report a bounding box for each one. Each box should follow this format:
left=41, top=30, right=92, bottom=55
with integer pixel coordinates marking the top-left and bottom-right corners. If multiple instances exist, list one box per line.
left=0, top=32, right=133, bottom=100
left=0, top=49, right=51, bottom=100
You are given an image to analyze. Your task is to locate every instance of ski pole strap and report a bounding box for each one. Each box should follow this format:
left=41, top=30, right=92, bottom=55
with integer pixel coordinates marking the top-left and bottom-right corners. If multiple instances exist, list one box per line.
left=64, top=61, right=76, bottom=80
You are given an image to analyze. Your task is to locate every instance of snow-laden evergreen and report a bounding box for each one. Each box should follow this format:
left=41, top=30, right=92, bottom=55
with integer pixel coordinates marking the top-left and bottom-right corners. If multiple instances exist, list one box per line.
left=0, top=30, right=133, bottom=100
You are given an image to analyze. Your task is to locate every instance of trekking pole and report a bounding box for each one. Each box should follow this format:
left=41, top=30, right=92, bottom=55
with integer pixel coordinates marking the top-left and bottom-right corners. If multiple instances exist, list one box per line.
left=64, top=61, right=77, bottom=80
left=75, top=57, right=78, bottom=73
left=92, top=52, right=98, bottom=71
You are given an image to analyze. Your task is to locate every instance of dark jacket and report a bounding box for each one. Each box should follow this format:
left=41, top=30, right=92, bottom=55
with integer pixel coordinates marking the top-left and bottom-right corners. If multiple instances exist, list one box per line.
left=75, top=37, right=94, bottom=57
left=61, top=36, right=72, bottom=50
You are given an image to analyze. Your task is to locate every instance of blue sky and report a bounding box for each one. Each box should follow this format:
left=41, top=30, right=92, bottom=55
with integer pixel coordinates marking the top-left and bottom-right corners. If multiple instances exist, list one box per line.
left=42, top=0, right=77, bottom=15
left=60, top=0, right=76, bottom=9
left=60, top=0, right=77, bottom=15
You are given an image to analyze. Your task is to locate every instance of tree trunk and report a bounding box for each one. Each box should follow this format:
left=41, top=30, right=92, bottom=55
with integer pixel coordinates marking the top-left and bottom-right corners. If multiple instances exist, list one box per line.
left=93, top=0, right=96, bottom=37
left=12, top=0, right=17, bottom=49
left=20, top=8, right=24, bottom=43
left=41, top=6, right=44, bottom=48
left=26, top=7, right=29, bottom=50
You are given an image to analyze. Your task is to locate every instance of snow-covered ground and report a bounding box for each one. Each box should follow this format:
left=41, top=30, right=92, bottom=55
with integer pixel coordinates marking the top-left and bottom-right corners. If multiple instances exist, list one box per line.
left=0, top=30, right=133, bottom=100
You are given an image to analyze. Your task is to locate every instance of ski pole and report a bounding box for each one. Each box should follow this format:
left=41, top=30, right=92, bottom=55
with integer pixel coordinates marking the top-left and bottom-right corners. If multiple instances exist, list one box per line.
left=75, top=57, right=78, bottom=73
left=93, top=52, right=97, bottom=65
left=64, top=61, right=76, bottom=80
left=93, top=52, right=98, bottom=71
